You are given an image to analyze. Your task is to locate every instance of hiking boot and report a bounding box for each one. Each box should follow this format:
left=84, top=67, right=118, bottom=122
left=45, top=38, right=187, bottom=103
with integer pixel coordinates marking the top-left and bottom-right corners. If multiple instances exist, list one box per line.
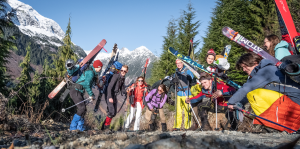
left=101, top=125, right=112, bottom=134
left=161, top=123, right=167, bottom=132
left=149, top=123, right=155, bottom=131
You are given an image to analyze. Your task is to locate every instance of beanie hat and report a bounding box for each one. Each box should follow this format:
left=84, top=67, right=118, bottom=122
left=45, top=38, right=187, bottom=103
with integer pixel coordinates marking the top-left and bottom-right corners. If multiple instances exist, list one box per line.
left=207, top=49, right=216, bottom=56
left=93, top=60, right=103, bottom=68
left=175, top=59, right=181, bottom=63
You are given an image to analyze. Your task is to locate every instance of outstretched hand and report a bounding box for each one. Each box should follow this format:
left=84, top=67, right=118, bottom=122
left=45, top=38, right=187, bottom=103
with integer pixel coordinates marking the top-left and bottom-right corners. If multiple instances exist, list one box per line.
left=211, top=90, right=222, bottom=99
left=228, top=105, right=234, bottom=111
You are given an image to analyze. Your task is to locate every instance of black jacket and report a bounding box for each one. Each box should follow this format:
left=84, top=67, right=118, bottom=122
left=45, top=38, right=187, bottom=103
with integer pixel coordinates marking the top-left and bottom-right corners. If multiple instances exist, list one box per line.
left=106, top=73, right=126, bottom=100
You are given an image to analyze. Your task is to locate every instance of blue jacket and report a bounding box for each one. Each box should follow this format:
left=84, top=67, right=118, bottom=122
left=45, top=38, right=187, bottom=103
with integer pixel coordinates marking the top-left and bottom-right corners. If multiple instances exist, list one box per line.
left=274, top=40, right=291, bottom=60
left=67, top=65, right=97, bottom=97
left=174, top=66, right=194, bottom=96
left=228, top=59, right=300, bottom=105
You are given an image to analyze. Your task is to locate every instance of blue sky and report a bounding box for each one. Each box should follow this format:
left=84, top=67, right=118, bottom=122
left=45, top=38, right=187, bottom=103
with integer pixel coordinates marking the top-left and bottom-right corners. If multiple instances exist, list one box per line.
left=20, top=0, right=217, bottom=56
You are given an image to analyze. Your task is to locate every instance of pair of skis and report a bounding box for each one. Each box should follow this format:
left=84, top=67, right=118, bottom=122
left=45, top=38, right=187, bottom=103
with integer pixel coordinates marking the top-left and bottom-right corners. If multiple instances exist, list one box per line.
left=48, top=39, right=107, bottom=99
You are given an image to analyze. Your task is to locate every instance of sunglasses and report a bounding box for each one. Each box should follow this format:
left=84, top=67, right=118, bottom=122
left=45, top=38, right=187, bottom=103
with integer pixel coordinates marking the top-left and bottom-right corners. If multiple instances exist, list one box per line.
left=138, top=80, right=143, bottom=82
left=120, top=70, right=128, bottom=73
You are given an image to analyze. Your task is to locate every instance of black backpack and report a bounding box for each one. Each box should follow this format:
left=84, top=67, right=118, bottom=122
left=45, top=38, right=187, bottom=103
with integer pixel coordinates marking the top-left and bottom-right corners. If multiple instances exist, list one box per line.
left=280, top=55, right=300, bottom=84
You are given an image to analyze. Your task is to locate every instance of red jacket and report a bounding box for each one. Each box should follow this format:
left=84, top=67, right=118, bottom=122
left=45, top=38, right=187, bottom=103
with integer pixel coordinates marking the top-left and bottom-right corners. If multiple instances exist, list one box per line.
left=189, top=81, right=236, bottom=106
left=129, top=83, right=148, bottom=108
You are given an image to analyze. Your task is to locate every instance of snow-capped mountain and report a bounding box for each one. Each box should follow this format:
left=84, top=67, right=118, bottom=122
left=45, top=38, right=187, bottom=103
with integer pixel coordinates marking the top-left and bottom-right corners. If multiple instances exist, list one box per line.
left=2, top=0, right=64, bottom=43
left=86, top=46, right=159, bottom=84
left=0, top=0, right=86, bottom=66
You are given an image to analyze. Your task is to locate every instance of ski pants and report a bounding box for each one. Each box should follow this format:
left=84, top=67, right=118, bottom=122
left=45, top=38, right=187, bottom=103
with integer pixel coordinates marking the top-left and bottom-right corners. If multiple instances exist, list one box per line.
left=145, top=107, right=166, bottom=124
left=173, top=95, right=192, bottom=129
left=125, top=102, right=143, bottom=130
left=105, top=93, right=118, bottom=118
left=70, top=88, right=86, bottom=117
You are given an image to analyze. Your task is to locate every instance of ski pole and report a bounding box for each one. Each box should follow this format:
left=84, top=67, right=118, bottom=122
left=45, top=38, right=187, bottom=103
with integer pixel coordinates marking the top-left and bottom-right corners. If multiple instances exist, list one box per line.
left=174, top=81, right=177, bottom=129
left=233, top=105, right=297, bottom=133
left=189, top=102, right=202, bottom=131
left=215, top=98, right=219, bottom=130
left=183, top=91, right=202, bottom=131
left=213, top=68, right=220, bottom=131
left=62, top=98, right=91, bottom=112
left=187, top=82, right=190, bottom=129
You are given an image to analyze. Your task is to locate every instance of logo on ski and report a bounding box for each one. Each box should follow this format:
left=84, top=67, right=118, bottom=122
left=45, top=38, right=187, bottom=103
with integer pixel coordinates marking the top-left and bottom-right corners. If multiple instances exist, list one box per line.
left=279, top=0, right=287, bottom=12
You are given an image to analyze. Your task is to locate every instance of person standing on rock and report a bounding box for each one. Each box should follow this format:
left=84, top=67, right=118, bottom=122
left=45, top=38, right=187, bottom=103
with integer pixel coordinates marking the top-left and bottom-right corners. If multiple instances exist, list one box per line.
left=67, top=59, right=103, bottom=131
left=124, top=76, right=148, bottom=132
left=144, top=84, right=168, bottom=131
left=227, top=52, right=300, bottom=132
left=173, top=59, right=194, bottom=131
left=186, top=73, right=237, bottom=131
left=102, top=65, right=128, bottom=133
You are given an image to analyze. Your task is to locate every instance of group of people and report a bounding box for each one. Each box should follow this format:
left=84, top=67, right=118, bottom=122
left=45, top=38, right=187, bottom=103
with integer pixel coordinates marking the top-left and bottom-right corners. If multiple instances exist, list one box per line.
left=64, top=33, right=300, bottom=133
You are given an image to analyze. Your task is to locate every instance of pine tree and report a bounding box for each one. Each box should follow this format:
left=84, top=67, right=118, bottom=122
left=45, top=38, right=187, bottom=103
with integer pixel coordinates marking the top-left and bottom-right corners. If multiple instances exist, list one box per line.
left=12, top=43, right=33, bottom=106
left=199, top=0, right=261, bottom=84
left=0, top=0, right=16, bottom=95
left=53, top=17, right=77, bottom=78
left=148, top=19, right=178, bottom=85
left=42, top=17, right=78, bottom=119
left=148, top=3, right=201, bottom=85
left=177, top=3, right=200, bottom=57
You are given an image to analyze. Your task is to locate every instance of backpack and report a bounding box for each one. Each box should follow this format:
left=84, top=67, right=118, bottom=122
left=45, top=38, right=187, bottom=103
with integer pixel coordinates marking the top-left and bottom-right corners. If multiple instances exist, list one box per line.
left=104, top=61, right=124, bottom=92
left=280, top=55, right=300, bottom=84
left=60, top=59, right=92, bottom=102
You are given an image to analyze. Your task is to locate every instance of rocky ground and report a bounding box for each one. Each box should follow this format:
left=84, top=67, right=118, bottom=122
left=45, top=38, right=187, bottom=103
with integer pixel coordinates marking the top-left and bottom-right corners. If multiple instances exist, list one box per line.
left=1, top=126, right=300, bottom=149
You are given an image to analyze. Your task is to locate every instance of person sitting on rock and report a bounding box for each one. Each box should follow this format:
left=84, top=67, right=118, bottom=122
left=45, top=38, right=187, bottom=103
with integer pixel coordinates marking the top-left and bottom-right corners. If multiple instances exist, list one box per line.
left=101, top=65, right=128, bottom=133
left=186, top=72, right=237, bottom=131
left=144, top=84, right=168, bottom=132
left=124, top=76, right=149, bottom=132
left=227, top=52, right=300, bottom=133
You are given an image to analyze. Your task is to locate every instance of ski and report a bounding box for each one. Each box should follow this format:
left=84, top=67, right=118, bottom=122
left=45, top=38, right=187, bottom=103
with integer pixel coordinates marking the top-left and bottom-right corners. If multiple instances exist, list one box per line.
left=141, top=58, right=150, bottom=78
left=181, top=60, right=200, bottom=79
left=274, top=0, right=299, bottom=53
left=168, top=47, right=241, bottom=89
left=48, top=39, right=107, bottom=99
left=188, top=38, right=194, bottom=60
left=223, top=45, right=231, bottom=59
left=222, top=26, right=282, bottom=66
left=94, top=44, right=119, bottom=112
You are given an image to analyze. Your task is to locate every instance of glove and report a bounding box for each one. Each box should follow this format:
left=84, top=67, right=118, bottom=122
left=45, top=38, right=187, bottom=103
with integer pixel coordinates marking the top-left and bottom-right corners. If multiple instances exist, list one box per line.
left=233, top=102, right=244, bottom=122
left=214, top=58, right=230, bottom=70
left=89, top=95, right=95, bottom=101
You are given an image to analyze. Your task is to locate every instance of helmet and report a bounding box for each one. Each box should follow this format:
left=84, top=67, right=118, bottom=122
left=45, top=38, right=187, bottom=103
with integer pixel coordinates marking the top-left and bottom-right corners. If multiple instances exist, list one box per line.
left=65, top=59, right=75, bottom=70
